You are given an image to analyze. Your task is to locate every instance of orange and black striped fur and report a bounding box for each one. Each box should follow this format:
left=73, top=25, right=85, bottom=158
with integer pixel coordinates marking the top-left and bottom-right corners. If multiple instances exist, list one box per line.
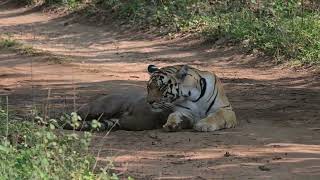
left=147, top=64, right=237, bottom=132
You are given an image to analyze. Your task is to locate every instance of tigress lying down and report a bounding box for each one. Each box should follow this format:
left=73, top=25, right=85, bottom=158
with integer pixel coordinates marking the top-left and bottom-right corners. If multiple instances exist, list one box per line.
left=146, top=64, right=237, bottom=132
left=63, top=87, right=172, bottom=131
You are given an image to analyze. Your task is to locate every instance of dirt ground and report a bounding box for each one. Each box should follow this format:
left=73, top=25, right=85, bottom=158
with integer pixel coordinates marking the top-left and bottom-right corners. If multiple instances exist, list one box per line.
left=1, top=1, right=320, bottom=179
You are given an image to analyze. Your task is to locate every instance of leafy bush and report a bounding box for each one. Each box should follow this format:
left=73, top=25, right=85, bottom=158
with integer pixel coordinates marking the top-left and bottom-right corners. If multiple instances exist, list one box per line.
left=205, top=1, right=320, bottom=65
left=0, top=37, right=19, bottom=49
left=0, top=103, right=121, bottom=179
left=43, top=0, right=84, bottom=7
left=16, top=0, right=84, bottom=7
left=95, top=0, right=212, bottom=32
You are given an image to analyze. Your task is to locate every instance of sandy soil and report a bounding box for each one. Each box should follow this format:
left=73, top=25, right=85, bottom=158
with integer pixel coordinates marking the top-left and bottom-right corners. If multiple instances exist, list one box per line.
left=0, top=2, right=320, bottom=179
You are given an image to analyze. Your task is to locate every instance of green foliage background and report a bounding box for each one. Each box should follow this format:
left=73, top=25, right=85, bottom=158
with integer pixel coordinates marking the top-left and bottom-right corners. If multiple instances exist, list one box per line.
left=98, top=0, right=319, bottom=65
left=14, top=0, right=320, bottom=65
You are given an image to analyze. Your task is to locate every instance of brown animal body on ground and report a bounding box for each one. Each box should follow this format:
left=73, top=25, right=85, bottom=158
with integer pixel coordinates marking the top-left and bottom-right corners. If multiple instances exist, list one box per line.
left=64, top=87, right=172, bottom=131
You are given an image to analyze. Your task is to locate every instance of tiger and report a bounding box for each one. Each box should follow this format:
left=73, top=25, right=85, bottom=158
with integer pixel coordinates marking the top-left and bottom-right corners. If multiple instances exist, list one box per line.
left=62, top=86, right=172, bottom=131
left=146, top=64, right=237, bottom=132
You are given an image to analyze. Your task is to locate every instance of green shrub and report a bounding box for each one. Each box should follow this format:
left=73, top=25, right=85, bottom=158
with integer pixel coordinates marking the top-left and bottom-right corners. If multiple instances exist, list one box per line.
left=95, top=0, right=212, bottom=31
left=202, top=1, right=320, bottom=65
left=44, top=0, right=84, bottom=7
left=16, top=0, right=84, bottom=7
left=0, top=103, right=122, bottom=179
left=0, top=38, right=19, bottom=49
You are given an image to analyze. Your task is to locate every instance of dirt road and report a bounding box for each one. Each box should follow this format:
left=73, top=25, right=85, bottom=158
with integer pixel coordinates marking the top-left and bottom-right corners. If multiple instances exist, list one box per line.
left=1, top=2, right=320, bottom=179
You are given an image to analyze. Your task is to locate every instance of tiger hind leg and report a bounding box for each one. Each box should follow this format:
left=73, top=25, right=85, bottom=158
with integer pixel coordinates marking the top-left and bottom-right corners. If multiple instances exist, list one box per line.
left=193, top=108, right=237, bottom=132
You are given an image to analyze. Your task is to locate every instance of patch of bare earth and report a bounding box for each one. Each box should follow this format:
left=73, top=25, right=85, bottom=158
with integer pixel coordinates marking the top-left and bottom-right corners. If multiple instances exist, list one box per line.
left=0, top=2, right=319, bottom=179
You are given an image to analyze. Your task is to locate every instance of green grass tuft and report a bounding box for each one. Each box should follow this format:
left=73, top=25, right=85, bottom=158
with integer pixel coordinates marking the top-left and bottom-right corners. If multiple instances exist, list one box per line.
left=0, top=38, right=20, bottom=49
left=0, top=100, right=129, bottom=179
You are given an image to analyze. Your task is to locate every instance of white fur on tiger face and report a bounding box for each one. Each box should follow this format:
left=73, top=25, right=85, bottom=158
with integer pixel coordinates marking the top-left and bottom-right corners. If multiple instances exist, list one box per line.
left=147, top=64, right=237, bottom=132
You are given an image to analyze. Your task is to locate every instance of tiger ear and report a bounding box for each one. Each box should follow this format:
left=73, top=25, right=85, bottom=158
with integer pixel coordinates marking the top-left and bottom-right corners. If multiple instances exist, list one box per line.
left=176, top=65, right=189, bottom=80
left=147, top=64, right=159, bottom=74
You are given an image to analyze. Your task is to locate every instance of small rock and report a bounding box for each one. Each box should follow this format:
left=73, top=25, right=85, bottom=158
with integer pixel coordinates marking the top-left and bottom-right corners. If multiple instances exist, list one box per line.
left=272, top=156, right=282, bottom=160
left=170, top=161, right=185, bottom=165
left=258, top=165, right=271, bottom=171
left=224, top=152, right=231, bottom=157
left=129, top=76, right=139, bottom=79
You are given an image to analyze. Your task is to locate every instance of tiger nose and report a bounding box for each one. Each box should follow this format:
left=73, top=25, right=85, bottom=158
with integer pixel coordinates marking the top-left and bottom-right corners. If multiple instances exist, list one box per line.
left=147, top=97, right=156, bottom=104
left=147, top=99, right=155, bottom=104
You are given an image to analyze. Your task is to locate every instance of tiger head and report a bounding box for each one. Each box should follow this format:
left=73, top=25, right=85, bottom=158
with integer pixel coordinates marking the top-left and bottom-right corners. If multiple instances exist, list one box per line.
left=146, top=64, right=195, bottom=111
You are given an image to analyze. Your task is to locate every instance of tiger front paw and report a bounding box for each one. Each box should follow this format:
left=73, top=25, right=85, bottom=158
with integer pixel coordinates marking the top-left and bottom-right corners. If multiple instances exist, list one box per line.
left=194, top=121, right=219, bottom=132
left=163, top=113, right=183, bottom=132
left=163, top=122, right=181, bottom=132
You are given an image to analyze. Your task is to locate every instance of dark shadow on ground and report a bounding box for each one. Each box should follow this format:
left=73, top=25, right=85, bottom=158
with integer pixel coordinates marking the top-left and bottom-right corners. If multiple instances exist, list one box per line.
left=1, top=75, right=319, bottom=126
